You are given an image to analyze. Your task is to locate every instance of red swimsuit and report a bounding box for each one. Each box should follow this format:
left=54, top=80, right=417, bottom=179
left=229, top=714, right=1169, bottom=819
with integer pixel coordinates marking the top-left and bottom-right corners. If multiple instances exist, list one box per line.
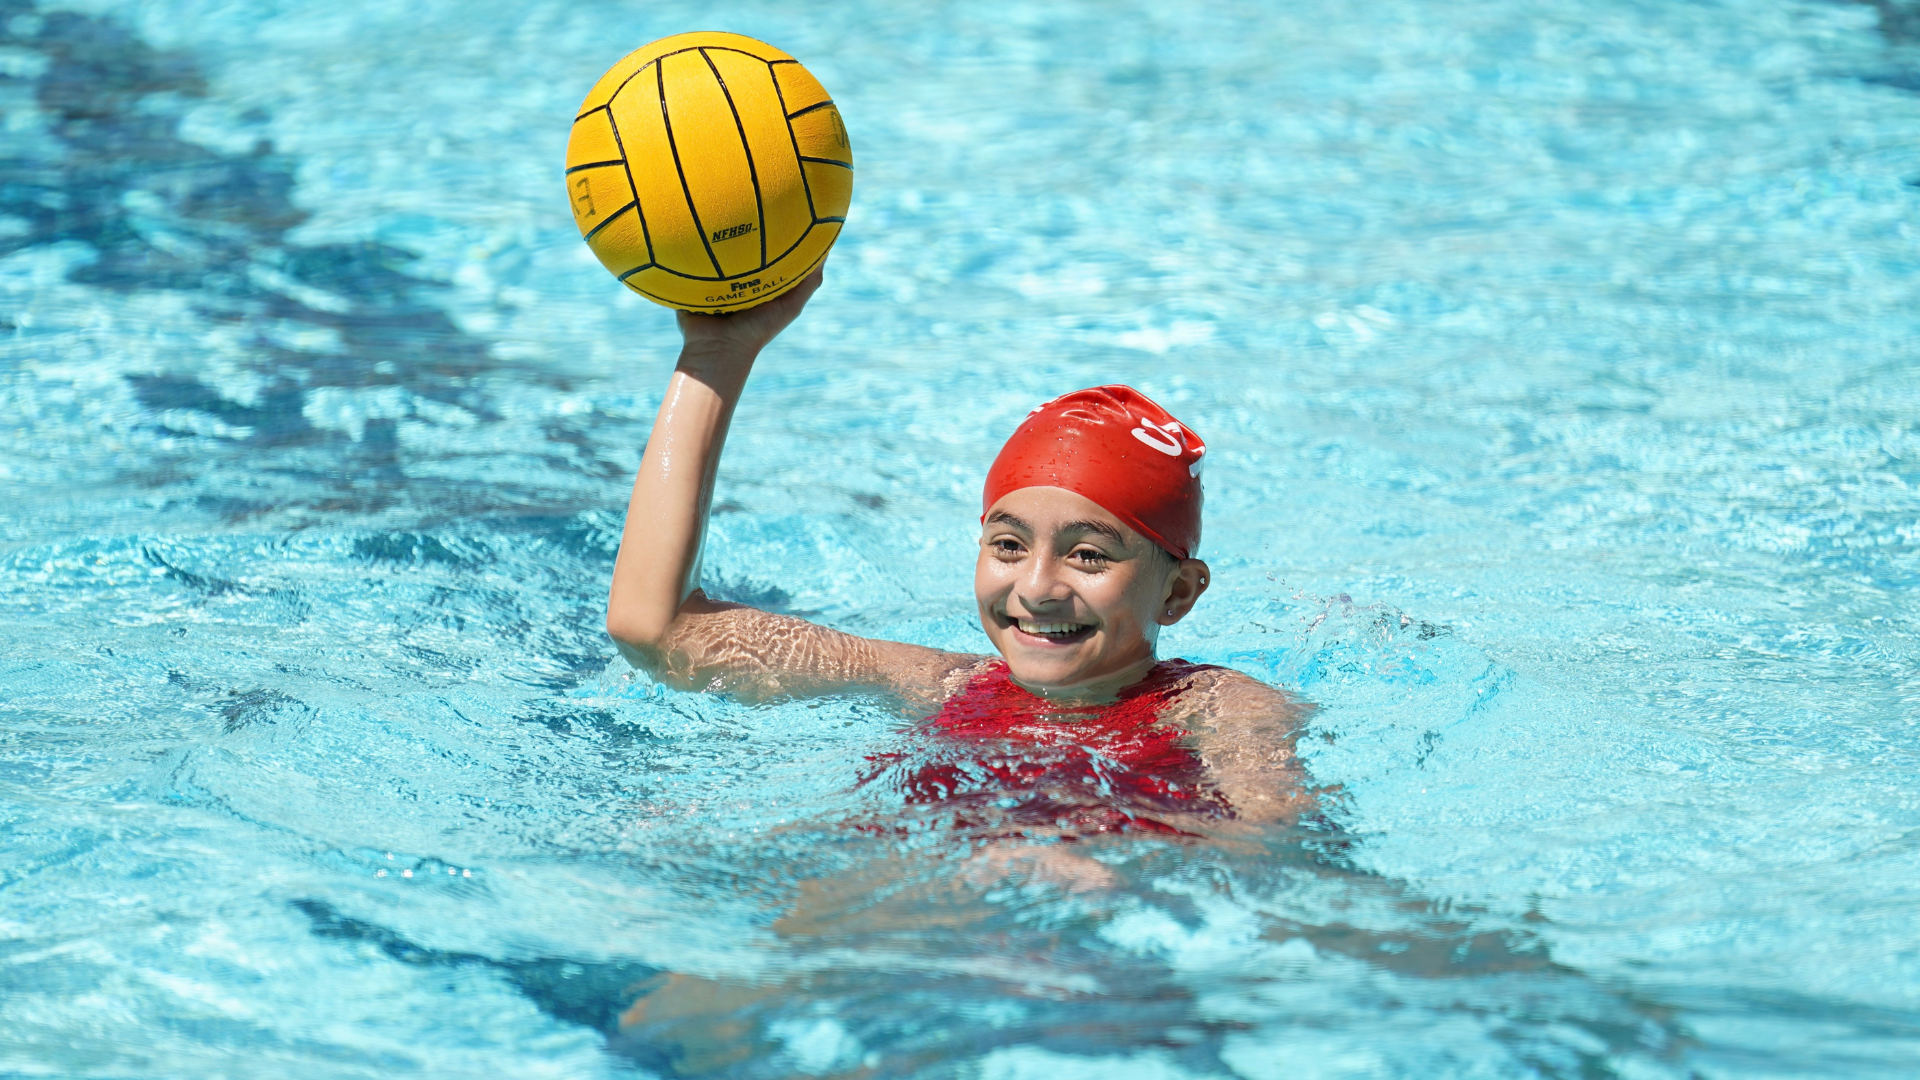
left=868, top=659, right=1232, bottom=836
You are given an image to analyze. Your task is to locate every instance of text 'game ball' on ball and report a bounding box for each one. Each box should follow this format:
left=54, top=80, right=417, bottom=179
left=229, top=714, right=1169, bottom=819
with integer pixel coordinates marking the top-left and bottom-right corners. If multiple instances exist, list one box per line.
left=564, top=31, right=853, bottom=314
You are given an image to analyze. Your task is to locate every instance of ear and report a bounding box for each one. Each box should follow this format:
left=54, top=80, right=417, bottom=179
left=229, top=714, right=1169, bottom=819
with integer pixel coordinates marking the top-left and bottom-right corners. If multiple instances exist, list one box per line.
left=1155, top=558, right=1211, bottom=625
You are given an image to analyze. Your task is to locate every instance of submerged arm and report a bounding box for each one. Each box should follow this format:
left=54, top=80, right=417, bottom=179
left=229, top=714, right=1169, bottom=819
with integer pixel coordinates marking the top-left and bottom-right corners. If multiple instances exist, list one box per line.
left=605, top=270, right=973, bottom=705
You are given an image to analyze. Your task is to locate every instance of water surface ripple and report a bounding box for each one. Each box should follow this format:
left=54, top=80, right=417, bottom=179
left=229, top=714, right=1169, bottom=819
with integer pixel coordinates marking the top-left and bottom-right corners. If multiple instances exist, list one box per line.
left=2, top=0, right=1918, bottom=1076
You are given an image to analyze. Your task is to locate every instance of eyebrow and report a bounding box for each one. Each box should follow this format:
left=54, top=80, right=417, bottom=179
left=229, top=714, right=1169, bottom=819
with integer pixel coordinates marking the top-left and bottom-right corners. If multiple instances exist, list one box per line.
left=984, top=511, right=1129, bottom=546
left=1061, top=519, right=1127, bottom=544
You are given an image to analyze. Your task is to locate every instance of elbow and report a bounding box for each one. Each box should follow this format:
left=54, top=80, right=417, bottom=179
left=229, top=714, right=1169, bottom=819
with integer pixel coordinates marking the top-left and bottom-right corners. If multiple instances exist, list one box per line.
left=607, top=613, right=701, bottom=692
left=606, top=611, right=671, bottom=666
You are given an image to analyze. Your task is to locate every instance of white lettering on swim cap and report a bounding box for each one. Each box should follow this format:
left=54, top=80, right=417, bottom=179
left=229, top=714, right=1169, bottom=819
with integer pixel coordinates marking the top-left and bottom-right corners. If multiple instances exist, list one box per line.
left=1131, top=417, right=1184, bottom=456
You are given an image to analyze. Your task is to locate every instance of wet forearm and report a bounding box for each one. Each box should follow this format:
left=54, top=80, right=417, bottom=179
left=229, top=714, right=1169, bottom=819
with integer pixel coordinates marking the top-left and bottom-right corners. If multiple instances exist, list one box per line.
left=600, top=266, right=825, bottom=672
left=606, top=346, right=757, bottom=660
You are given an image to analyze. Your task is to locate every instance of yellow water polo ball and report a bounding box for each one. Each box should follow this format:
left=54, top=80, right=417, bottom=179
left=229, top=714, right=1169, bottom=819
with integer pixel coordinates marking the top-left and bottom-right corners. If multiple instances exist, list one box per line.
left=564, top=31, right=853, bottom=313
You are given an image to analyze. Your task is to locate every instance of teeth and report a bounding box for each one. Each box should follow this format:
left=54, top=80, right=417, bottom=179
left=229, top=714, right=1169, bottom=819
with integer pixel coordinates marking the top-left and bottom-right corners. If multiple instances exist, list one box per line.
left=1016, top=619, right=1086, bottom=636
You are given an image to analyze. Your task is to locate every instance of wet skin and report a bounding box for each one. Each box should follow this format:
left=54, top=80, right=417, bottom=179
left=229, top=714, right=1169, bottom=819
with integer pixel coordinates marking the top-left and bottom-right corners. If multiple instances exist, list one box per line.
left=976, top=487, right=1211, bottom=701
left=604, top=265, right=1308, bottom=829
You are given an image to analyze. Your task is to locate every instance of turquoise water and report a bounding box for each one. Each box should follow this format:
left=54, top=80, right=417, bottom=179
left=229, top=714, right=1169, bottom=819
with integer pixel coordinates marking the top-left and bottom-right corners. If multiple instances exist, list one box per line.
left=3, top=0, right=1919, bottom=1075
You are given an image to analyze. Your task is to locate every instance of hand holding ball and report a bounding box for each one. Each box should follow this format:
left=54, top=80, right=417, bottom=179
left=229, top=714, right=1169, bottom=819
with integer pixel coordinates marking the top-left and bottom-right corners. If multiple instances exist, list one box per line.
left=565, top=32, right=852, bottom=313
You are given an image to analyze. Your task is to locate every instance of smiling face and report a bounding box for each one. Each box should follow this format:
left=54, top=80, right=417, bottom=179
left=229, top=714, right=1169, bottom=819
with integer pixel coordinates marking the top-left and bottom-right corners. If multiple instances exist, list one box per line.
left=975, top=486, right=1210, bottom=699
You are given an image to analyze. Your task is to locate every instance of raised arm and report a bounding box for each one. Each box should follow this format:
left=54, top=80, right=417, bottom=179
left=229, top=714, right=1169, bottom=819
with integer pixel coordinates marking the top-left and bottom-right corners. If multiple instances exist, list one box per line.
left=606, top=268, right=976, bottom=705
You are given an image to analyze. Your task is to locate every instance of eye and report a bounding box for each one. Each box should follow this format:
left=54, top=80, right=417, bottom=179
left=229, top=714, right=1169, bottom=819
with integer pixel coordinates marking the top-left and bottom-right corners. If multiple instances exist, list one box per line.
left=1069, top=546, right=1111, bottom=568
left=990, top=537, right=1025, bottom=556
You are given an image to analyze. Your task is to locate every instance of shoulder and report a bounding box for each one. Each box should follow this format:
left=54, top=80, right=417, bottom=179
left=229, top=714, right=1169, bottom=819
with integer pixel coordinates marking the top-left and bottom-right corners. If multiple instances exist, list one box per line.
left=1162, top=663, right=1310, bottom=732
left=869, top=641, right=994, bottom=713
left=934, top=654, right=1002, bottom=698
left=1161, top=662, right=1290, bottom=704
left=1161, top=663, right=1316, bottom=825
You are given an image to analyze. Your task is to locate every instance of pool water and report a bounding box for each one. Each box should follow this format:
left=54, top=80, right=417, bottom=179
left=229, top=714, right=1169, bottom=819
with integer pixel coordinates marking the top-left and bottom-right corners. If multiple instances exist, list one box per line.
left=3, top=0, right=1919, bottom=1075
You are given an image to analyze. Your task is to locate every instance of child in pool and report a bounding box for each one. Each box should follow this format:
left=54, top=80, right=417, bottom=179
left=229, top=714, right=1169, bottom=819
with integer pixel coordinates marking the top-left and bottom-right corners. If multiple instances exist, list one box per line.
left=606, top=267, right=1311, bottom=837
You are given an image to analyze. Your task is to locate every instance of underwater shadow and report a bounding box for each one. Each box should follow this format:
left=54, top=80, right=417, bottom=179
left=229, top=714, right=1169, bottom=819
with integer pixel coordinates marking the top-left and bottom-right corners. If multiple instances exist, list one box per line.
left=1, top=0, right=615, bottom=523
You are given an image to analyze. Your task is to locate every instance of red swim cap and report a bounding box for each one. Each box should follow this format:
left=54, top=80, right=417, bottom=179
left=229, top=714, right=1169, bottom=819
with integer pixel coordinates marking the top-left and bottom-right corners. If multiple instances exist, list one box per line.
left=982, top=385, right=1206, bottom=559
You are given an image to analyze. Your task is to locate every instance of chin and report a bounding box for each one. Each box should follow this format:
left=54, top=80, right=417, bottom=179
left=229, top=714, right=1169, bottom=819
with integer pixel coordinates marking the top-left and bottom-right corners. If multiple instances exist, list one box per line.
left=1007, top=670, right=1089, bottom=695
left=998, top=646, right=1105, bottom=693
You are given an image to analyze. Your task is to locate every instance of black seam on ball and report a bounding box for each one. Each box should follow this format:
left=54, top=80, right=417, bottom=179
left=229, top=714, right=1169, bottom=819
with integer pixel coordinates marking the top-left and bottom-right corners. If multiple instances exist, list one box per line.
left=604, top=97, right=654, bottom=266
left=590, top=45, right=775, bottom=119
left=634, top=230, right=816, bottom=281
left=565, top=159, right=624, bottom=175
left=616, top=214, right=822, bottom=282
left=766, top=59, right=818, bottom=224
left=656, top=60, right=722, bottom=277
left=701, top=48, right=769, bottom=272
left=799, top=156, right=853, bottom=170
left=627, top=244, right=827, bottom=309
left=583, top=200, right=637, bottom=242
left=785, top=100, right=835, bottom=121
left=760, top=225, right=820, bottom=273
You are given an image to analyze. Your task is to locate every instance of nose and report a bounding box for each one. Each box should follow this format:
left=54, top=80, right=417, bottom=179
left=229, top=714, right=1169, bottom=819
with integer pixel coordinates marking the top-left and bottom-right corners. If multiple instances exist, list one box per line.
left=1011, top=551, right=1073, bottom=614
